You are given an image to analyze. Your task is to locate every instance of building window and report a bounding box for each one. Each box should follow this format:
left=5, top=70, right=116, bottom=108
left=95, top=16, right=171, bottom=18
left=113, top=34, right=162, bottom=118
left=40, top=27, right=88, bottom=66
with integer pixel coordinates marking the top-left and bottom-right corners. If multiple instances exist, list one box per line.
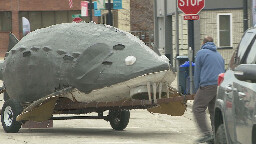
left=0, top=11, right=12, bottom=32
left=19, top=11, right=83, bottom=32
left=217, top=13, right=232, bottom=48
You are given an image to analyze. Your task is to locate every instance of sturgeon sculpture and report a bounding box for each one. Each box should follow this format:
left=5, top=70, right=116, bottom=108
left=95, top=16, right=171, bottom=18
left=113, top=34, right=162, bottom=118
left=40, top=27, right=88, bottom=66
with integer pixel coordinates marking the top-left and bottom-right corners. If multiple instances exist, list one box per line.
left=0, top=22, right=177, bottom=133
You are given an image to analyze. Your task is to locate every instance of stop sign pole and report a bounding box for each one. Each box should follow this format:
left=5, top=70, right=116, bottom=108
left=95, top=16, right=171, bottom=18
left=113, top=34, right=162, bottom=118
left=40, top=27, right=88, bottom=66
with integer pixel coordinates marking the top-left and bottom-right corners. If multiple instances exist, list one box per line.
left=177, top=0, right=205, bottom=61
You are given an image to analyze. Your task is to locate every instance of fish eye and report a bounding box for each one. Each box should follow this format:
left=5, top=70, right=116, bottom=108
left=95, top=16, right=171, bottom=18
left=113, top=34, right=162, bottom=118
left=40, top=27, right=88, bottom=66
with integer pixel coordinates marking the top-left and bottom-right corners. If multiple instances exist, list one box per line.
left=125, top=56, right=136, bottom=66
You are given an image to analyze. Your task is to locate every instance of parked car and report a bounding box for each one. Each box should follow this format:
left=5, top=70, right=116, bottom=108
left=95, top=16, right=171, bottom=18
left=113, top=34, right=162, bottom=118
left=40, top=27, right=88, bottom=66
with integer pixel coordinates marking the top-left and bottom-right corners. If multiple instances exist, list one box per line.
left=214, top=27, right=256, bottom=144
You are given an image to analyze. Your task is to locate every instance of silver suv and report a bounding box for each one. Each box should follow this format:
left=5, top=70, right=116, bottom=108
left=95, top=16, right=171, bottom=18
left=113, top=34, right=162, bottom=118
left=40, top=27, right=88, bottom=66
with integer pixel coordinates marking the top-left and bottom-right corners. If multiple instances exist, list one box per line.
left=214, top=28, right=256, bottom=144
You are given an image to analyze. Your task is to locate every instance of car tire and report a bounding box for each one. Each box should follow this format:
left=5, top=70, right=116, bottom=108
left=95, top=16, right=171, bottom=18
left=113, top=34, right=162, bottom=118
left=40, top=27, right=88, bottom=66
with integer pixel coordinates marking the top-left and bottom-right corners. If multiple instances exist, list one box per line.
left=215, top=124, right=227, bottom=144
left=109, top=110, right=130, bottom=131
left=1, top=99, right=23, bottom=133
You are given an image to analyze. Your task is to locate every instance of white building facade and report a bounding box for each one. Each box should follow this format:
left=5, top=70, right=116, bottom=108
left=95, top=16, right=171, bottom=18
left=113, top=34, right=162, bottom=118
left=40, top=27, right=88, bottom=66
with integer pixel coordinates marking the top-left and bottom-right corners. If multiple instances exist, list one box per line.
left=154, top=0, right=254, bottom=68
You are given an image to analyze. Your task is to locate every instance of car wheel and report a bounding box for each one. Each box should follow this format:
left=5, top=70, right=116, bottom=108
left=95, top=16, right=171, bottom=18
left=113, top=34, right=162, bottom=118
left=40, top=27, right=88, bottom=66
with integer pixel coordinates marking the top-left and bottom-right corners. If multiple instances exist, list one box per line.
left=1, top=99, right=23, bottom=133
left=109, top=110, right=130, bottom=131
left=215, top=124, right=227, bottom=144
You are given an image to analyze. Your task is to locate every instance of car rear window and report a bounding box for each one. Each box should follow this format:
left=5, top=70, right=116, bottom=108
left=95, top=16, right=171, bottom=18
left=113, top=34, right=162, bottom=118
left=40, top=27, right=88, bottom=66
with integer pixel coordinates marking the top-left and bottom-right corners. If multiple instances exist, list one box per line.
left=246, top=39, right=256, bottom=64
left=237, top=32, right=255, bottom=60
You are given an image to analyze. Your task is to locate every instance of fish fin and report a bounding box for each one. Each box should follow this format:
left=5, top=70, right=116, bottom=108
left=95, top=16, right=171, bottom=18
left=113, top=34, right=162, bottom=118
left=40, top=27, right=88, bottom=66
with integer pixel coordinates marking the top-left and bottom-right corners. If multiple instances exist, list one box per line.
left=16, top=87, right=72, bottom=122
left=8, top=33, right=19, bottom=52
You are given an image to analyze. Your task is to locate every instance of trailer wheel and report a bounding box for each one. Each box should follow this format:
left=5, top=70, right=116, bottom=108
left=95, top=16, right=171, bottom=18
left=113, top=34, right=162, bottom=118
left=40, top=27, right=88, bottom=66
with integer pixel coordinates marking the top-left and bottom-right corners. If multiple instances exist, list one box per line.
left=3, top=92, right=9, bottom=101
left=109, top=110, right=130, bottom=131
left=1, top=99, right=23, bottom=133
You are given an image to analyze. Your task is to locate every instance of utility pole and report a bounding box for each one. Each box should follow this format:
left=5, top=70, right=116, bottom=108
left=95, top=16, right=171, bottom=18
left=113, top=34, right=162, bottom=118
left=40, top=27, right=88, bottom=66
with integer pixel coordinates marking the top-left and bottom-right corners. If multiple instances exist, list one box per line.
left=188, top=20, right=194, bottom=61
left=243, top=0, right=248, bottom=32
left=175, top=3, right=179, bottom=69
left=153, top=0, right=161, bottom=55
left=89, top=0, right=93, bottom=21
left=188, top=20, right=194, bottom=94
left=164, top=0, right=172, bottom=65
left=107, top=0, right=113, bottom=26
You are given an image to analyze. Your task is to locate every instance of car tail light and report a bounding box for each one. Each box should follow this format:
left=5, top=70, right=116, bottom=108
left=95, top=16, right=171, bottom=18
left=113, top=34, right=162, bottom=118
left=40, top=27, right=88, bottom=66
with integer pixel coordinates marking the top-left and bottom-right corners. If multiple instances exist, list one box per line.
left=218, top=73, right=225, bottom=86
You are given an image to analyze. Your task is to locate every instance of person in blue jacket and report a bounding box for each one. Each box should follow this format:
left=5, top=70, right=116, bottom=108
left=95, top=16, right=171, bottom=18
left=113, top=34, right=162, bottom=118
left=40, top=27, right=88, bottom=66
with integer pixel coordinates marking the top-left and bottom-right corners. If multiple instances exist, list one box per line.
left=193, top=36, right=225, bottom=143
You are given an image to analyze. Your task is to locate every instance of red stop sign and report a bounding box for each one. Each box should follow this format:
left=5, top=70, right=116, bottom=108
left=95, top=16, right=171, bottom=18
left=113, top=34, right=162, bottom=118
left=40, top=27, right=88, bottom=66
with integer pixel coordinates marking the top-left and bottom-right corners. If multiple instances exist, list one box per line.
left=178, top=0, right=205, bottom=15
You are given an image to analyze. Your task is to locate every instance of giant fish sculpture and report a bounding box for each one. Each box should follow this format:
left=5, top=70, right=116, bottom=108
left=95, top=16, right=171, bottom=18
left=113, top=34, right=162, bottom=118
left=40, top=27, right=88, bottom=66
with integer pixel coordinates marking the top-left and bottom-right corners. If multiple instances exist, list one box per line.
left=0, top=22, right=177, bottom=133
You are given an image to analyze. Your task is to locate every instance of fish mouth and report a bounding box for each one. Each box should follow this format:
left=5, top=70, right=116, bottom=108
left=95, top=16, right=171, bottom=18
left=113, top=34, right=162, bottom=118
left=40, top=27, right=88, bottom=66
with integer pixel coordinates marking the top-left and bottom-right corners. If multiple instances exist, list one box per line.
left=16, top=69, right=176, bottom=122
left=62, top=69, right=176, bottom=103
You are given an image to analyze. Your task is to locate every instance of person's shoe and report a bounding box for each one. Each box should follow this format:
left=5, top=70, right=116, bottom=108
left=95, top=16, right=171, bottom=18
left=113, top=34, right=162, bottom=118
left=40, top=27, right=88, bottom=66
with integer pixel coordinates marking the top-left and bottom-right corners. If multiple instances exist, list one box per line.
left=195, top=133, right=214, bottom=143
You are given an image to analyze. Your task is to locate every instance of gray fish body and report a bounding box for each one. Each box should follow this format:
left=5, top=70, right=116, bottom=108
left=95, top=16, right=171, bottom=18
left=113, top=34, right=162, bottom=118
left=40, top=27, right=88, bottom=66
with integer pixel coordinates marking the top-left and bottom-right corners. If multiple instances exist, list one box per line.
left=2, top=23, right=170, bottom=103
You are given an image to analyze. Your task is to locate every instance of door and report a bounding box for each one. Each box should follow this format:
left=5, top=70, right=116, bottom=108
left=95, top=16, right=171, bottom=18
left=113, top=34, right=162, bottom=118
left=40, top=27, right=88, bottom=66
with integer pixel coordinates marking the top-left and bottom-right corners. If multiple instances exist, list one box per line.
left=233, top=82, right=256, bottom=144
left=233, top=32, right=256, bottom=144
left=223, top=75, right=236, bottom=143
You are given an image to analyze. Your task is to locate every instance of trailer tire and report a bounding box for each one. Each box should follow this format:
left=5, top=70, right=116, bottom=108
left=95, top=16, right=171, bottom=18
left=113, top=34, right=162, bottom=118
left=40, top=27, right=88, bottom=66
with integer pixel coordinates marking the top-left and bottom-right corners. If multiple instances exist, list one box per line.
left=3, top=92, right=9, bottom=101
left=109, top=110, right=130, bottom=131
left=1, top=99, right=23, bottom=133
left=215, top=124, right=227, bottom=144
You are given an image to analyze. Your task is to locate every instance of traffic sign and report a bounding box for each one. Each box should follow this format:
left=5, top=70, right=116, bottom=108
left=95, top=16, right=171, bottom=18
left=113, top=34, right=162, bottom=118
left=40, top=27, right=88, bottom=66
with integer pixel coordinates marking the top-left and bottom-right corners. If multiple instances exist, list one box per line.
left=184, top=15, right=199, bottom=20
left=94, top=9, right=101, bottom=16
left=177, top=0, right=205, bottom=15
left=113, top=0, right=122, bottom=9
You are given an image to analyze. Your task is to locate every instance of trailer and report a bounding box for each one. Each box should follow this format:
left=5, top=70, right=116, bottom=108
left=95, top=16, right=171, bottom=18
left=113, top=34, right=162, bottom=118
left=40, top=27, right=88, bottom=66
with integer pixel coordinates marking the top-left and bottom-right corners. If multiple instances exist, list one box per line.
left=1, top=87, right=194, bottom=131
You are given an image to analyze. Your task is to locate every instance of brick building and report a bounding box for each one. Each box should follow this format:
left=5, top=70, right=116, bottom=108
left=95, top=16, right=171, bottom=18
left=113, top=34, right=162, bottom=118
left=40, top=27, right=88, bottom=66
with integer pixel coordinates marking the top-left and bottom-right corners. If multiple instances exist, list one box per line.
left=0, top=0, right=88, bottom=57
left=130, top=0, right=154, bottom=31
left=130, top=0, right=154, bottom=48
left=0, top=0, right=155, bottom=57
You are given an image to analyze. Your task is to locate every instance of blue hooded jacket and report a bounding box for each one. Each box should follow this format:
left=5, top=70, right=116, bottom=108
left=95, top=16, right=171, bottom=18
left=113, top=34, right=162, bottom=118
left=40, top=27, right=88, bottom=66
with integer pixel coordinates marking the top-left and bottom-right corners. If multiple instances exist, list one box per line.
left=194, top=42, right=225, bottom=91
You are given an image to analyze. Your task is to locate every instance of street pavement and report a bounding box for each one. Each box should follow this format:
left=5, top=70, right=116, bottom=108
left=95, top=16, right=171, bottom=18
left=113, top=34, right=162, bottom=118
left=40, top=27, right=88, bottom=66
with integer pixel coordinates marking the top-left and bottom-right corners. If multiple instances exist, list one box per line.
left=0, top=78, right=212, bottom=144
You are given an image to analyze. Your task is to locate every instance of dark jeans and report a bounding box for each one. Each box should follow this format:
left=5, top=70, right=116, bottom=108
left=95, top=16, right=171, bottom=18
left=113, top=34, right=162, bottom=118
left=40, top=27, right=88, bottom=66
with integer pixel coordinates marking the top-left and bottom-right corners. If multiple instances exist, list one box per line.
left=192, top=85, right=217, bottom=134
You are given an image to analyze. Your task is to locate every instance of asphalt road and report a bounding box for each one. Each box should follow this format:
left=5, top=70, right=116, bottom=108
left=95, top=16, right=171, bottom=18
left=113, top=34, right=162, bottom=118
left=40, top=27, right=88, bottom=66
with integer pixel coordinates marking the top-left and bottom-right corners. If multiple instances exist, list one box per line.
left=0, top=94, right=204, bottom=144
left=0, top=77, right=209, bottom=144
